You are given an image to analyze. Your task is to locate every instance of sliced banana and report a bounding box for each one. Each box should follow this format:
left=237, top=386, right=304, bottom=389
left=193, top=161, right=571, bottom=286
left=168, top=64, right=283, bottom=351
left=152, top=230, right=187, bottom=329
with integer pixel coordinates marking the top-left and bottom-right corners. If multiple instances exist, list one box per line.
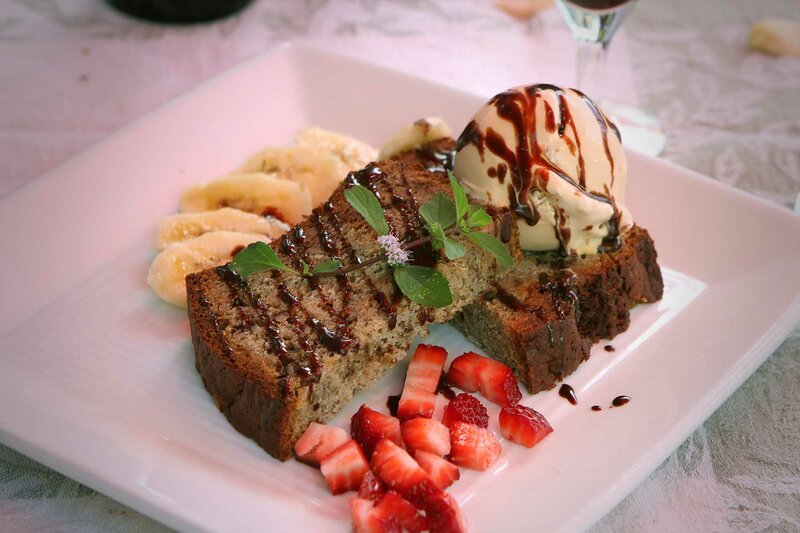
left=237, top=146, right=345, bottom=207
left=749, top=19, right=800, bottom=57
left=178, top=172, right=312, bottom=225
left=156, top=207, right=289, bottom=251
left=147, top=230, right=268, bottom=308
left=295, top=127, right=378, bottom=171
left=378, top=117, right=453, bottom=160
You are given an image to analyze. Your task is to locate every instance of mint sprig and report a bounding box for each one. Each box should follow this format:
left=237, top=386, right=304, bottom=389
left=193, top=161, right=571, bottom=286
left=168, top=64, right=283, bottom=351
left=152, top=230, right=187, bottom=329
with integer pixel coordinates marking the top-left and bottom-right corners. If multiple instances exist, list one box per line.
left=312, top=259, right=343, bottom=274
left=229, top=241, right=298, bottom=277
left=227, top=169, right=514, bottom=311
left=344, top=184, right=390, bottom=236
left=420, top=192, right=457, bottom=229
left=393, top=265, right=453, bottom=308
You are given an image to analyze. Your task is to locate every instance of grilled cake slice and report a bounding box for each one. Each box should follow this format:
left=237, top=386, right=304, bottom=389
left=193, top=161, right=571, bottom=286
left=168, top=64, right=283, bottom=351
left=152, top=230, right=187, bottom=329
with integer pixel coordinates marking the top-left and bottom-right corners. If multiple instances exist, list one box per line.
left=186, top=139, right=517, bottom=460
left=453, top=225, right=663, bottom=393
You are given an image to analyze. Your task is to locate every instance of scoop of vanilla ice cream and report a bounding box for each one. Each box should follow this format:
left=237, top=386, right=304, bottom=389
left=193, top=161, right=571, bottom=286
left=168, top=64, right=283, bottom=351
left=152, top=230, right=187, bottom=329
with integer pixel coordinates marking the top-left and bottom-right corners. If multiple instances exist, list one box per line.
left=454, top=84, right=632, bottom=256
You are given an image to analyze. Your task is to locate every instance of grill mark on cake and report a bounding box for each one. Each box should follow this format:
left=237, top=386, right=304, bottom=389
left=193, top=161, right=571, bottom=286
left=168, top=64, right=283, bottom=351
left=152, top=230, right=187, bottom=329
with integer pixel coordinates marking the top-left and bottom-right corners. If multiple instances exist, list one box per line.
left=311, top=208, right=353, bottom=318
left=342, top=166, right=399, bottom=329
left=279, top=225, right=353, bottom=343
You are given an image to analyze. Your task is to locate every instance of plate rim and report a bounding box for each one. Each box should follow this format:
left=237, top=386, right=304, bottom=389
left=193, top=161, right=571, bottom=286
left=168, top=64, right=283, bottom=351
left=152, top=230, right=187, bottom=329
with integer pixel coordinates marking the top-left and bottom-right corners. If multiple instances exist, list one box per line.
left=1, top=40, right=799, bottom=533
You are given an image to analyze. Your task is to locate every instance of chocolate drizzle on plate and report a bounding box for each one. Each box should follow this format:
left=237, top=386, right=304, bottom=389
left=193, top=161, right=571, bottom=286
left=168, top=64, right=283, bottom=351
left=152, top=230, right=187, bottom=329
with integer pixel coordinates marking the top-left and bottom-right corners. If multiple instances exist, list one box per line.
left=611, top=395, right=630, bottom=407
left=559, top=383, right=578, bottom=405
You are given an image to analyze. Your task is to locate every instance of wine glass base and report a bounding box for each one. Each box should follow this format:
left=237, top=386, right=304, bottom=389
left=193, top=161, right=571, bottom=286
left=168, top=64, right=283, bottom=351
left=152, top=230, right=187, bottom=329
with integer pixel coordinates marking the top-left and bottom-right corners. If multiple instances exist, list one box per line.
left=600, top=101, right=666, bottom=157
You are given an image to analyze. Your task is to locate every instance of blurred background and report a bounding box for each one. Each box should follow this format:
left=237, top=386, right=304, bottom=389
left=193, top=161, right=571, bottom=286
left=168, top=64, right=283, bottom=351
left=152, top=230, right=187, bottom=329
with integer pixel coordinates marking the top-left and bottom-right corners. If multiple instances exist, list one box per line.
left=1, top=0, right=798, bottom=531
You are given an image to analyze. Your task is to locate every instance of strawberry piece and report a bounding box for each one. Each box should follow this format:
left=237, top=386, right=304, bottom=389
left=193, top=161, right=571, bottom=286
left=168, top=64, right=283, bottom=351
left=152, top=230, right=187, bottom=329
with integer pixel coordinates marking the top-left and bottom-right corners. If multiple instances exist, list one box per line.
left=374, top=491, right=428, bottom=533
left=370, top=439, right=440, bottom=509
left=319, top=440, right=369, bottom=495
left=396, top=385, right=437, bottom=422
left=397, top=344, right=447, bottom=421
left=350, top=498, right=382, bottom=533
left=406, top=344, right=448, bottom=392
left=401, top=417, right=451, bottom=456
left=449, top=421, right=502, bottom=471
left=294, top=422, right=350, bottom=466
left=478, top=358, right=522, bottom=406
left=426, top=492, right=467, bottom=533
left=499, top=404, right=554, bottom=448
left=444, top=351, right=483, bottom=393
left=446, top=351, right=521, bottom=406
left=415, top=450, right=460, bottom=490
left=351, top=405, right=404, bottom=459
left=441, top=393, right=489, bottom=429
left=358, top=470, right=386, bottom=502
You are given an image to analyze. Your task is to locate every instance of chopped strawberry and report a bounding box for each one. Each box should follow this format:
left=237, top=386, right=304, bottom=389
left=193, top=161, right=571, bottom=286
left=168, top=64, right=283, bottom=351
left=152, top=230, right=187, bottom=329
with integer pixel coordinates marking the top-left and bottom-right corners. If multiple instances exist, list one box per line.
left=449, top=421, right=502, bottom=471
left=406, top=344, right=448, bottom=392
left=397, top=344, right=447, bottom=421
left=319, top=440, right=369, bottom=495
left=396, top=385, right=437, bottom=422
left=415, top=450, right=460, bottom=489
left=373, top=491, right=427, bottom=533
left=426, top=492, right=467, bottom=533
left=370, top=439, right=440, bottom=509
left=358, top=470, right=386, bottom=502
left=499, top=404, right=554, bottom=448
left=401, top=417, right=451, bottom=456
left=478, top=360, right=522, bottom=406
left=444, top=351, right=483, bottom=393
left=294, top=422, right=350, bottom=466
left=442, top=393, right=489, bottom=429
left=446, top=352, right=521, bottom=406
left=351, top=405, right=404, bottom=459
left=350, top=498, right=382, bottom=533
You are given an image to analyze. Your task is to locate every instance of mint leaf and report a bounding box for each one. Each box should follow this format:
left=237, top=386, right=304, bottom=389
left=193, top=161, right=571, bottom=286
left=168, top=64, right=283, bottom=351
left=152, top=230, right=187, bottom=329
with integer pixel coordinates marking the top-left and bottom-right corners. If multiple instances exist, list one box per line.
left=301, top=260, right=312, bottom=277
left=443, top=236, right=466, bottom=260
left=448, top=171, right=468, bottom=222
left=393, top=265, right=453, bottom=308
left=420, top=192, right=457, bottom=230
left=428, top=222, right=446, bottom=251
left=344, top=184, right=390, bottom=236
left=312, top=259, right=342, bottom=274
left=465, top=231, right=514, bottom=266
left=229, top=241, right=298, bottom=277
left=466, top=205, right=492, bottom=228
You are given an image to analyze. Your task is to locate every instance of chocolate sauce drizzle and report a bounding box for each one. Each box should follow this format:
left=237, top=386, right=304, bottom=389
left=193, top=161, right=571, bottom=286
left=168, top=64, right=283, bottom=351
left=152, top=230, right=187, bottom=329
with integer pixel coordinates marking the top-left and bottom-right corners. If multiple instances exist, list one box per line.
left=559, top=383, right=578, bottom=405
left=342, top=165, right=399, bottom=329
left=456, top=84, right=623, bottom=253
left=611, top=395, right=630, bottom=407
left=490, top=268, right=579, bottom=381
left=216, top=267, right=302, bottom=396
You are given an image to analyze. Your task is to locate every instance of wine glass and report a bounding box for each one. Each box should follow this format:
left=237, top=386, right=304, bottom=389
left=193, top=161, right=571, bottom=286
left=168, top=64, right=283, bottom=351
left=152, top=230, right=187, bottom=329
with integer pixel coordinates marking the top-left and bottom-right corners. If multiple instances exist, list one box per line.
left=555, top=0, right=666, bottom=156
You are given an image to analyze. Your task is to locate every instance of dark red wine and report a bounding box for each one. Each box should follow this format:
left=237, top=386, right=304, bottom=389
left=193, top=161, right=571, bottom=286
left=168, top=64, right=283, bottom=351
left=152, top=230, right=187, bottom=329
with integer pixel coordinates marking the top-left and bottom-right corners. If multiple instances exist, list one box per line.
left=107, top=0, right=253, bottom=24
left=563, top=0, right=632, bottom=9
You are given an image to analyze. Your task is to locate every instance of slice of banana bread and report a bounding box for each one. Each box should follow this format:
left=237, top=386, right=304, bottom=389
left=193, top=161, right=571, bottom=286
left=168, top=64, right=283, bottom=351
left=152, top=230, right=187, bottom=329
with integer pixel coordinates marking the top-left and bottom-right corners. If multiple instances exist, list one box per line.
left=186, top=139, right=518, bottom=460
left=453, top=225, right=662, bottom=393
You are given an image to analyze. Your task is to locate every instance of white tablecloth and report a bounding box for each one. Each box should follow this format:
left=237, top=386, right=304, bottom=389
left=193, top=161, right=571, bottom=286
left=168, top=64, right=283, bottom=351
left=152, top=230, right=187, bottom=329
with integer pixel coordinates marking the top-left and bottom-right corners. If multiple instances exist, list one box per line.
left=1, top=0, right=798, bottom=531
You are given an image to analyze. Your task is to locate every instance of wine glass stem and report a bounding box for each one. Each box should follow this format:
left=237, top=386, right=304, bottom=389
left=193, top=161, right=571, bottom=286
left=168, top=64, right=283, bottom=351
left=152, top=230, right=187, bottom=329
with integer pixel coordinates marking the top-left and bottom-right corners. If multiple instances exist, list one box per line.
left=575, top=40, right=609, bottom=102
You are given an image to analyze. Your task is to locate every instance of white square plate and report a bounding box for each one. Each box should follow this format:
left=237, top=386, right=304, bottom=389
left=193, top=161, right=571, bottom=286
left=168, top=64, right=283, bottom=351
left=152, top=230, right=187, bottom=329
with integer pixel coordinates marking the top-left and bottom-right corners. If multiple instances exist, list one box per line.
left=1, top=43, right=799, bottom=532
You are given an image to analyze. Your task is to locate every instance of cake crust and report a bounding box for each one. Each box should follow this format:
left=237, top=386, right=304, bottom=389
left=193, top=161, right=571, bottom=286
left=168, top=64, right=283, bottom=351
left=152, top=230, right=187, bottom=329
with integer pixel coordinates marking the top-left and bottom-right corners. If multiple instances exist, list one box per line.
left=453, top=225, right=663, bottom=393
